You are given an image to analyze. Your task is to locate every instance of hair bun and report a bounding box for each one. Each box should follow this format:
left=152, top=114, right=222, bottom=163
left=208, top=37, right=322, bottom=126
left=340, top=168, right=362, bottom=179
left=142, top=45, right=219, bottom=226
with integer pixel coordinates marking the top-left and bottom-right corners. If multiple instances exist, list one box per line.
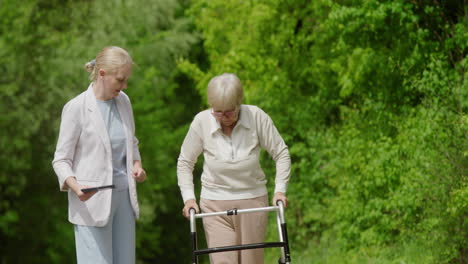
left=85, top=59, right=96, bottom=73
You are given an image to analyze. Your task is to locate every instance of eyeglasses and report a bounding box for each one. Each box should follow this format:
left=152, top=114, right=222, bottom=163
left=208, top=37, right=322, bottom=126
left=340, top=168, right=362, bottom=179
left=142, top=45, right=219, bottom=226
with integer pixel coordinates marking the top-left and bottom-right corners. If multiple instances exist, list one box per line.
left=211, top=108, right=238, bottom=118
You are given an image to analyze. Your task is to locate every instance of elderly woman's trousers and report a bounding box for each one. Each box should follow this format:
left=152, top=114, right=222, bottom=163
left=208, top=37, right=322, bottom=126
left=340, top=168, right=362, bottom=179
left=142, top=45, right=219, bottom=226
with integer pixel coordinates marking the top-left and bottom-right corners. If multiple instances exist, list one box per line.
left=74, top=188, right=135, bottom=264
left=200, top=195, right=268, bottom=264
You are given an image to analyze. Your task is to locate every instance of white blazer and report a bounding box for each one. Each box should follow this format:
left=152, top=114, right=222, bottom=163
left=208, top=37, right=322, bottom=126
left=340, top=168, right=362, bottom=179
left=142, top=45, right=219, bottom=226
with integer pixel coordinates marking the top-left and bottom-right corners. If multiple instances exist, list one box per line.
left=52, top=84, right=141, bottom=227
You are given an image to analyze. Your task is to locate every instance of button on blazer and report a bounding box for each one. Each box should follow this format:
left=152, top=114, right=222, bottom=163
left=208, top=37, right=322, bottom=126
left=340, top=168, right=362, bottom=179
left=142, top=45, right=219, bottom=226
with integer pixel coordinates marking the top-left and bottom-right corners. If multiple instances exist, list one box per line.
left=52, top=84, right=141, bottom=227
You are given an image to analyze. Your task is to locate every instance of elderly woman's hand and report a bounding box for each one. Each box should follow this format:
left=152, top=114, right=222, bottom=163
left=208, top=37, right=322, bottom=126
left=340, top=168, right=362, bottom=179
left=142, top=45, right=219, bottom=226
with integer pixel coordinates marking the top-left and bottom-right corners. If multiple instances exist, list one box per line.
left=182, top=199, right=200, bottom=220
left=273, top=192, right=288, bottom=208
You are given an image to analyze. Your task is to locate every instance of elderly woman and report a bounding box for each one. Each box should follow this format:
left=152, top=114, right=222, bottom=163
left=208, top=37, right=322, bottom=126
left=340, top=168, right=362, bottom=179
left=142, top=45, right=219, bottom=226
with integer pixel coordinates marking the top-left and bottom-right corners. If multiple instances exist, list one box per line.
left=52, top=46, right=146, bottom=264
left=177, top=73, right=291, bottom=264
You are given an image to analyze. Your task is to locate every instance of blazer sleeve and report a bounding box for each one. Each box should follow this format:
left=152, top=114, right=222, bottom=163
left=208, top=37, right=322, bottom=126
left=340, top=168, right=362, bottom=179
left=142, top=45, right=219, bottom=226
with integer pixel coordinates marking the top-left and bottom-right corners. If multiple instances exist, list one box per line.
left=257, top=108, right=291, bottom=194
left=126, top=95, right=141, bottom=161
left=52, top=100, right=81, bottom=191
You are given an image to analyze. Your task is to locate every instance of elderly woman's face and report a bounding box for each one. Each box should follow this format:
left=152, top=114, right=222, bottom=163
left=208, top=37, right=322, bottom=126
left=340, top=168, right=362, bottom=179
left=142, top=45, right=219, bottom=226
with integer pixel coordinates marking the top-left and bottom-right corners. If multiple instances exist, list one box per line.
left=211, top=105, right=239, bottom=127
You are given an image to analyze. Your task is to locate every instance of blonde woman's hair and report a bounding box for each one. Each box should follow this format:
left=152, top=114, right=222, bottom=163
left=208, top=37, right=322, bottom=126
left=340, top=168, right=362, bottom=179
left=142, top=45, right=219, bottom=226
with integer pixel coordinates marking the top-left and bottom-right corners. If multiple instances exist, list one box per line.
left=207, top=73, right=243, bottom=109
left=85, top=46, right=133, bottom=81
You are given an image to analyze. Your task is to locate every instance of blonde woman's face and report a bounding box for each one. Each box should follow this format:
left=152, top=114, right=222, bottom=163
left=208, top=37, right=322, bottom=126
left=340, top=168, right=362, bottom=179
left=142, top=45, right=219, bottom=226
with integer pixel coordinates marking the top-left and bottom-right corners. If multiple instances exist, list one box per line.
left=102, top=65, right=132, bottom=98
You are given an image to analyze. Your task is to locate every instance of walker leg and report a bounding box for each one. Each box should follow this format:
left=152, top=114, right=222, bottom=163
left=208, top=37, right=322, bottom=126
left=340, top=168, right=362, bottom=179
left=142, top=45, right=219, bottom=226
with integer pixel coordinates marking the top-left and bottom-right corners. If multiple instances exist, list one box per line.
left=276, top=201, right=291, bottom=263
left=190, top=208, right=198, bottom=264
left=191, top=231, right=198, bottom=264
left=276, top=212, right=286, bottom=262
left=280, top=222, right=291, bottom=263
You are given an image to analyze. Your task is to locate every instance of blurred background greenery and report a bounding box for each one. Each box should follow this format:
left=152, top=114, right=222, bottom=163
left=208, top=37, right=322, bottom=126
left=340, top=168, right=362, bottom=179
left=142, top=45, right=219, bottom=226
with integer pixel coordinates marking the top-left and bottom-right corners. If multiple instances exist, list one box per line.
left=0, top=0, right=466, bottom=263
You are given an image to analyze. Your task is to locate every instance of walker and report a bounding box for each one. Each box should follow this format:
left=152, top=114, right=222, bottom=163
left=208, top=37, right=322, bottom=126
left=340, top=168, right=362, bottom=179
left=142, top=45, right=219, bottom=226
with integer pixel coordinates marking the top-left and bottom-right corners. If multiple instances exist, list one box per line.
left=189, top=200, right=291, bottom=264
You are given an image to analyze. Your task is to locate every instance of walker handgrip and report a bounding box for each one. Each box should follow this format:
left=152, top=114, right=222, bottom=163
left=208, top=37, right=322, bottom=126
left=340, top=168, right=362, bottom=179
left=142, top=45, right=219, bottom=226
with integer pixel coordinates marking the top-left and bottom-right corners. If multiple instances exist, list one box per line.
left=276, top=200, right=285, bottom=207
left=189, top=208, right=196, bottom=215
left=276, top=200, right=286, bottom=225
left=189, top=208, right=197, bottom=233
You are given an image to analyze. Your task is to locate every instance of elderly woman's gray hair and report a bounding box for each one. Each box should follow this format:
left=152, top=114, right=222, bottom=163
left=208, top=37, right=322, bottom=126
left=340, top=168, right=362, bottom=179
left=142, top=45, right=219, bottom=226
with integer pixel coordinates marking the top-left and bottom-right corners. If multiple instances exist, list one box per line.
left=207, top=73, right=243, bottom=109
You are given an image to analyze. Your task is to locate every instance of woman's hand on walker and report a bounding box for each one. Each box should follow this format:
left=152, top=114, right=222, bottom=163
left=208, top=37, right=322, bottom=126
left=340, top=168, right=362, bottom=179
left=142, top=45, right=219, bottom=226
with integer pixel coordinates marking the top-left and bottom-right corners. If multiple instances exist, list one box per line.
left=182, top=199, right=199, bottom=220
left=273, top=192, right=288, bottom=208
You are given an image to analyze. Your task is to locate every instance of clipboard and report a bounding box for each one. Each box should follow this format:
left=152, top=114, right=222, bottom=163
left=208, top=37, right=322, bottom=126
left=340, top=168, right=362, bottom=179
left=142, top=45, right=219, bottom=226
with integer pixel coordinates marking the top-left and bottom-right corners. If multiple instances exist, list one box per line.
left=81, top=184, right=115, bottom=193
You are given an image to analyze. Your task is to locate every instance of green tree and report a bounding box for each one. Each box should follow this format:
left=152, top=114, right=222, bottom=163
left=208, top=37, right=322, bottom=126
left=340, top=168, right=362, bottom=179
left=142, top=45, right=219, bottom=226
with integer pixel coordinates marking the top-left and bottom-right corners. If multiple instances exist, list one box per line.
left=179, top=0, right=466, bottom=262
left=1, top=0, right=202, bottom=263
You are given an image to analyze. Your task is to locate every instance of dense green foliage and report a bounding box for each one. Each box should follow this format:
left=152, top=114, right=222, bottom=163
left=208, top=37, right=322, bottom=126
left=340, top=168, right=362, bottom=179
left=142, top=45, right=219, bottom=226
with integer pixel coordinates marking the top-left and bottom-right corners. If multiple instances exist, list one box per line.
left=1, top=0, right=201, bottom=263
left=180, top=0, right=467, bottom=263
left=1, top=0, right=466, bottom=263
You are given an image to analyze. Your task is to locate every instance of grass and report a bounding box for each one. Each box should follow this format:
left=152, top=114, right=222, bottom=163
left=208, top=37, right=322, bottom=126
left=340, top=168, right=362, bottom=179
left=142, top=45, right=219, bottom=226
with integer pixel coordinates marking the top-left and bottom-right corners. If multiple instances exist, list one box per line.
left=264, top=238, right=440, bottom=264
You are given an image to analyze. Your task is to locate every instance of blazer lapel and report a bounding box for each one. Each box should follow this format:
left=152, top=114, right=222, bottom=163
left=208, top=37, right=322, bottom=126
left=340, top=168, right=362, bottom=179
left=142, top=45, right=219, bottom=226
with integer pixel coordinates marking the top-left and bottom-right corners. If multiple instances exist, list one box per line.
left=85, top=84, right=111, bottom=153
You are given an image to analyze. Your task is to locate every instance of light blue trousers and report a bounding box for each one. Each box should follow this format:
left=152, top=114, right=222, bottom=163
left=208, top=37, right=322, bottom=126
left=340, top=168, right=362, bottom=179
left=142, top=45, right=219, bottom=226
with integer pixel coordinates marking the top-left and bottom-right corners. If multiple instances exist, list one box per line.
left=74, top=188, right=135, bottom=264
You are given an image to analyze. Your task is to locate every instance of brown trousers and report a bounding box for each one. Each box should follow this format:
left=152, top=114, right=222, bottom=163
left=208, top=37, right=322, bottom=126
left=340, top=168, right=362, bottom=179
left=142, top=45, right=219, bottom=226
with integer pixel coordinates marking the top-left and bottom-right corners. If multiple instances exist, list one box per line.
left=200, top=195, right=268, bottom=264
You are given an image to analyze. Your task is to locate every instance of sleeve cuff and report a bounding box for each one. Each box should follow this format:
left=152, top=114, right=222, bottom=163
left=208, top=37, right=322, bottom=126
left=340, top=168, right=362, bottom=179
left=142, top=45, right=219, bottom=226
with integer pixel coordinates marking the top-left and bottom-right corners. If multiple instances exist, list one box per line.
left=182, top=190, right=196, bottom=203
left=274, top=183, right=288, bottom=194
left=55, top=165, right=74, bottom=192
left=133, top=150, right=141, bottom=161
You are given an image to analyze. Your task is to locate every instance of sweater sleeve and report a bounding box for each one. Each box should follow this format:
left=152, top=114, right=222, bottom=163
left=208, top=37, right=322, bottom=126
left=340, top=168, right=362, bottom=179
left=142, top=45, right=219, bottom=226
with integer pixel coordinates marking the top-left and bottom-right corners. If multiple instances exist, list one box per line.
left=177, top=119, right=204, bottom=203
left=257, top=108, right=291, bottom=194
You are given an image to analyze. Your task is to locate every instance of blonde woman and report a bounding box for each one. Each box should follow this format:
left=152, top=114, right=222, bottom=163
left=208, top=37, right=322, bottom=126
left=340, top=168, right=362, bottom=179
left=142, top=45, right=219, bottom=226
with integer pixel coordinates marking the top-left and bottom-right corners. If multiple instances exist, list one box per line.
left=52, top=46, right=146, bottom=264
left=177, top=73, right=291, bottom=264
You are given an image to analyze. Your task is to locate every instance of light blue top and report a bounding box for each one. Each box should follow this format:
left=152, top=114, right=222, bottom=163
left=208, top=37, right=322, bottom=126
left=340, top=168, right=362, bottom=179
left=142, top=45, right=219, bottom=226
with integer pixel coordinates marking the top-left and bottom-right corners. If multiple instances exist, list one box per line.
left=96, top=98, right=128, bottom=190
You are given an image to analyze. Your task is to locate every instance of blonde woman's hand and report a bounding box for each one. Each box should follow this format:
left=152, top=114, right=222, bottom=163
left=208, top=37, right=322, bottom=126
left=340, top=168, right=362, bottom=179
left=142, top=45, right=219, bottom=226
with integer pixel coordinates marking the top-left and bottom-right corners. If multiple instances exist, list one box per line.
left=75, top=186, right=98, bottom=201
left=182, top=199, right=199, bottom=220
left=132, top=167, right=146, bottom=182
left=65, top=177, right=97, bottom=201
left=132, top=160, right=146, bottom=182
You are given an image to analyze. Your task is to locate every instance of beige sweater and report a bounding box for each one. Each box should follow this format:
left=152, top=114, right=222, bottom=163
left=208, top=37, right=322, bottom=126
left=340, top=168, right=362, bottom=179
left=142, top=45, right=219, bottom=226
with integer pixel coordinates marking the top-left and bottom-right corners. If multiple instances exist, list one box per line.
left=177, top=105, right=291, bottom=202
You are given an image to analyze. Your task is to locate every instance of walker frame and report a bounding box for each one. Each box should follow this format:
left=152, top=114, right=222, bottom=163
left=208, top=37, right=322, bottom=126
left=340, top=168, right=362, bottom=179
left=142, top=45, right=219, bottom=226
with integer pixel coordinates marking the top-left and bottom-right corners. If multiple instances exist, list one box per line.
left=189, top=200, right=291, bottom=264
